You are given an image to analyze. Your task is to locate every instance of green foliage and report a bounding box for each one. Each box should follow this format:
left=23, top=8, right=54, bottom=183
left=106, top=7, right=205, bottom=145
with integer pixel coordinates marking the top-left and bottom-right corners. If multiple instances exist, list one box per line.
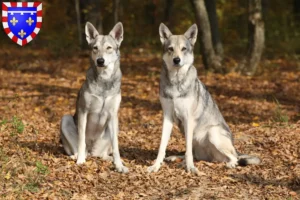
left=1, top=116, right=25, bottom=137
left=23, top=161, right=49, bottom=193
left=0, top=119, right=7, bottom=126
left=11, top=116, right=25, bottom=135
left=25, top=181, right=40, bottom=193
left=35, top=161, right=50, bottom=175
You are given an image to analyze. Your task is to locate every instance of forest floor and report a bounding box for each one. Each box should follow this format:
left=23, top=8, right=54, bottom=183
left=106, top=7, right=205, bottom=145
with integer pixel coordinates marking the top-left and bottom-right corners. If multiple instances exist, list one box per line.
left=0, top=48, right=300, bottom=199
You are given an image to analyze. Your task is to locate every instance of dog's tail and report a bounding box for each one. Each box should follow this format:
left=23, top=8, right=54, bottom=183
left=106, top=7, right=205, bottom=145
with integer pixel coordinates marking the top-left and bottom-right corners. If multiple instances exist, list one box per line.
left=237, top=154, right=261, bottom=166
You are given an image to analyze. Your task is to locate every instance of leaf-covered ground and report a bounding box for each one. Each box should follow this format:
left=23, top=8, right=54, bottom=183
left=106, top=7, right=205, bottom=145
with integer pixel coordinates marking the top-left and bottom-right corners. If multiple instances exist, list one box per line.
left=0, top=48, right=299, bottom=199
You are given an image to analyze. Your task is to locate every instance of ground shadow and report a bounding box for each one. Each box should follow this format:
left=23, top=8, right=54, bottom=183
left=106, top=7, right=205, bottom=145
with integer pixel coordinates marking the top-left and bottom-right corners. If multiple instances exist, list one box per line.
left=19, top=141, right=64, bottom=157
left=208, top=84, right=300, bottom=108
left=120, top=146, right=182, bottom=165
left=121, top=96, right=161, bottom=111
left=231, top=173, right=300, bottom=192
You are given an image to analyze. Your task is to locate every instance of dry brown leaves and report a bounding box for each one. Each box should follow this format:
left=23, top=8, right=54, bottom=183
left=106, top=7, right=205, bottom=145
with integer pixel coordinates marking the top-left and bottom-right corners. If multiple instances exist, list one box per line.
left=0, top=49, right=299, bottom=199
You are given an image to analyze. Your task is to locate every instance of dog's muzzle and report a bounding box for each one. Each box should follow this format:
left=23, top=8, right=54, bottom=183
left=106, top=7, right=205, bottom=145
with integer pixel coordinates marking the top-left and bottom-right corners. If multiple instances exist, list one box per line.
left=96, top=58, right=105, bottom=67
left=173, top=57, right=181, bottom=66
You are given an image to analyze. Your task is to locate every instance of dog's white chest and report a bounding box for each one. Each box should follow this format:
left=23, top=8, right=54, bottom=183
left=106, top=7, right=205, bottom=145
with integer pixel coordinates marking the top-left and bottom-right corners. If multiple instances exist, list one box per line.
left=173, top=101, right=182, bottom=120
left=89, top=94, right=105, bottom=112
left=85, top=93, right=121, bottom=140
left=173, top=97, right=195, bottom=120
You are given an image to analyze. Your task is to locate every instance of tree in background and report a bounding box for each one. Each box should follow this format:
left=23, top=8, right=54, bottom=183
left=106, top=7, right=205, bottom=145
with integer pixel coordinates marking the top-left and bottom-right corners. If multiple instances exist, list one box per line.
left=204, top=0, right=223, bottom=58
left=2, top=0, right=298, bottom=73
left=164, top=0, right=174, bottom=26
left=75, top=0, right=82, bottom=47
left=236, top=0, right=265, bottom=75
left=190, top=0, right=224, bottom=73
left=77, top=0, right=102, bottom=49
left=113, top=0, right=120, bottom=24
left=191, top=0, right=265, bottom=75
left=294, top=0, right=300, bottom=22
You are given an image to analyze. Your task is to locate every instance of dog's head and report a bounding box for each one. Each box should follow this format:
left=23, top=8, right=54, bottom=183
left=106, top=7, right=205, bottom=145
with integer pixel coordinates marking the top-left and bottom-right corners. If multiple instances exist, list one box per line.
left=85, top=22, right=123, bottom=68
left=159, top=23, right=198, bottom=69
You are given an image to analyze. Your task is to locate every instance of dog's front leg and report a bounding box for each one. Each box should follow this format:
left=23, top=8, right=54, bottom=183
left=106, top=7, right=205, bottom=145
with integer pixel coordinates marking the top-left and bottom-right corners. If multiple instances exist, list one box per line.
left=147, top=101, right=173, bottom=173
left=77, top=110, right=88, bottom=165
left=184, top=116, right=199, bottom=174
left=108, top=114, right=128, bottom=173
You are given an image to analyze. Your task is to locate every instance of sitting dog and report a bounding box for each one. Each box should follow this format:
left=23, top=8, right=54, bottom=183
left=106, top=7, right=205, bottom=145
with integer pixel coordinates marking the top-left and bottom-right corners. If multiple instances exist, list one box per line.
left=60, top=22, right=128, bottom=173
left=148, top=23, right=261, bottom=174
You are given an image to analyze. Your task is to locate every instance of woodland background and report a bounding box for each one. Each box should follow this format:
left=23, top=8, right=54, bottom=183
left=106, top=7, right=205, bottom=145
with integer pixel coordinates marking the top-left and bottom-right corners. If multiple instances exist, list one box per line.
left=0, top=0, right=300, bottom=199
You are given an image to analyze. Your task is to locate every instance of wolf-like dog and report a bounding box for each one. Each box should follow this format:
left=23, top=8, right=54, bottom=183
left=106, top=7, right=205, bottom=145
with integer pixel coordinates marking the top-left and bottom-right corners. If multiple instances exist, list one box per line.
left=60, top=22, right=128, bottom=173
left=147, top=23, right=261, bottom=174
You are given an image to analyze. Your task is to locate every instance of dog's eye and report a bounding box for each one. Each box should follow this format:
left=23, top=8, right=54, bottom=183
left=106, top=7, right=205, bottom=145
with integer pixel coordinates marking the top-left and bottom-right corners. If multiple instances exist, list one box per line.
left=181, top=47, right=187, bottom=51
left=168, top=47, right=174, bottom=52
left=107, top=46, right=112, bottom=50
left=93, top=46, right=98, bottom=50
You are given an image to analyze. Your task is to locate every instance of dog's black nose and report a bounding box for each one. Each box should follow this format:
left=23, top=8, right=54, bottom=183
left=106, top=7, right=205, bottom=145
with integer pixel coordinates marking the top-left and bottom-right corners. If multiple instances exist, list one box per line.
left=97, top=58, right=105, bottom=66
left=173, top=57, right=181, bottom=65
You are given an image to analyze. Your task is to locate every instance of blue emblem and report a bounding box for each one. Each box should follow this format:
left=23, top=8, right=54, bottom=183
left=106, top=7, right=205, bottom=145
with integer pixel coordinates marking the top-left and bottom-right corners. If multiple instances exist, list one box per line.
left=2, top=2, right=42, bottom=46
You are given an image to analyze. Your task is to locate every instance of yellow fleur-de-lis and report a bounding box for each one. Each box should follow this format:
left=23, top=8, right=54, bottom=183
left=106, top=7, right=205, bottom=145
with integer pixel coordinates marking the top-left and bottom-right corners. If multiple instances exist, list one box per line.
left=18, top=29, right=26, bottom=38
left=26, top=17, right=34, bottom=26
left=10, top=17, right=18, bottom=26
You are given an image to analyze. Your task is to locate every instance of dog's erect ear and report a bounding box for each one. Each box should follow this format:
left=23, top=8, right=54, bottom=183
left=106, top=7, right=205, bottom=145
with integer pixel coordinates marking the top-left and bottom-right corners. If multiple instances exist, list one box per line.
left=109, top=22, right=124, bottom=46
left=184, top=24, right=198, bottom=46
left=159, top=23, right=172, bottom=44
left=85, top=22, right=99, bottom=45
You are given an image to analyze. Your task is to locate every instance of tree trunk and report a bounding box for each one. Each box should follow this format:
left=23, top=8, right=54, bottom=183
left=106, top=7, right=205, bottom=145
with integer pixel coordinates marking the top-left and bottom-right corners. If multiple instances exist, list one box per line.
left=237, top=0, right=265, bottom=76
left=294, top=0, right=300, bottom=22
left=113, top=0, right=120, bottom=24
left=83, top=0, right=102, bottom=34
left=190, top=0, right=224, bottom=73
left=164, top=0, right=174, bottom=25
left=80, top=0, right=102, bottom=49
left=75, top=0, right=82, bottom=47
left=204, top=0, right=223, bottom=57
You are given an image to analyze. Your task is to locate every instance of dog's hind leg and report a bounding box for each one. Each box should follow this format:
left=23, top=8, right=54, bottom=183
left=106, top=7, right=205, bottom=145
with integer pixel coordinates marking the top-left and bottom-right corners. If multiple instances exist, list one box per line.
left=207, top=125, right=239, bottom=168
left=60, top=115, right=78, bottom=159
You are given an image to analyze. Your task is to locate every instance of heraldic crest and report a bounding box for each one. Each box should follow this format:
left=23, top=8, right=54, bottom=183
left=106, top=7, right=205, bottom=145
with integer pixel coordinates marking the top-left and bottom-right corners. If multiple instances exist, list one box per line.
left=2, top=2, right=42, bottom=46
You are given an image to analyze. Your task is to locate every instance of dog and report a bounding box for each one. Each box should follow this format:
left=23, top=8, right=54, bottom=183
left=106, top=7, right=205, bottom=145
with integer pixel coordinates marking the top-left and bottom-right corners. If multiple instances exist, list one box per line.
left=60, top=22, right=128, bottom=173
left=147, top=23, right=261, bottom=174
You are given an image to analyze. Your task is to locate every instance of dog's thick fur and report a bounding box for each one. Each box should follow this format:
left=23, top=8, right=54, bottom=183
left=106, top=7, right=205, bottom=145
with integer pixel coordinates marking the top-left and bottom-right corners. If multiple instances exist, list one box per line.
left=60, top=22, right=128, bottom=173
left=148, top=23, right=261, bottom=174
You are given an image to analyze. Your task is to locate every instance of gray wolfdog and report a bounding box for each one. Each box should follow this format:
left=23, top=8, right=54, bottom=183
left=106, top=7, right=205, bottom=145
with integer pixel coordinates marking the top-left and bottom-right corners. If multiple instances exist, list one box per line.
left=60, top=22, right=128, bottom=173
left=147, top=23, right=261, bottom=174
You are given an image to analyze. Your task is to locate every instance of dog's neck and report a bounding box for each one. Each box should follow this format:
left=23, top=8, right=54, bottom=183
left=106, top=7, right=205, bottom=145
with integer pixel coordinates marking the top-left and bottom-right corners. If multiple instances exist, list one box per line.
left=91, top=58, right=120, bottom=82
left=85, top=58, right=121, bottom=97
left=162, top=61, right=193, bottom=85
left=160, top=62, right=198, bottom=99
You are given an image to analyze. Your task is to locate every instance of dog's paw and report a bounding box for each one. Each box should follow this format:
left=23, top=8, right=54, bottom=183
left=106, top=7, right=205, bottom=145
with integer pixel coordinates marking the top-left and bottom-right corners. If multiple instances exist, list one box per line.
left=165, top=155, right=184, bottom=162
left=72, top=152, right=89, bottom=160
left=186, top=165, right=200, bottom=175
left=147, top=164, right=161, bottom=173
left=115, top=165, right=129, bottom=173
left=70, top=153, right=78, bottom=160
left=102, top=155, right=113, bottom=162
left=76, top=157, right=86, bottom=165
left=165, top=155, right=177, bottom=162
left=226, top=160, right=238, bottom=168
